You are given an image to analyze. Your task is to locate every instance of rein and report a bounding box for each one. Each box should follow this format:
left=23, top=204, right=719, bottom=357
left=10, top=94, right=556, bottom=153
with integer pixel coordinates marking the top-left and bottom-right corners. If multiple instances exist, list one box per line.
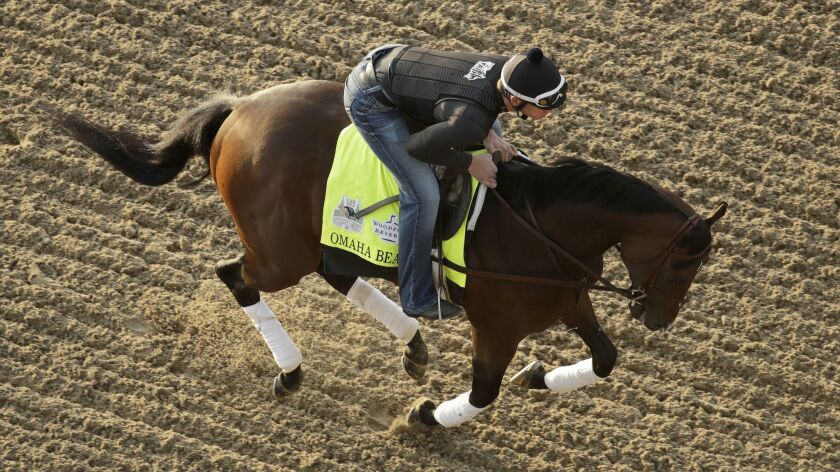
left=486, top=188, right=639, bottom=299
left=443, top=153, right=708, bottom=306
left=437, top=186, right=641, bottom=300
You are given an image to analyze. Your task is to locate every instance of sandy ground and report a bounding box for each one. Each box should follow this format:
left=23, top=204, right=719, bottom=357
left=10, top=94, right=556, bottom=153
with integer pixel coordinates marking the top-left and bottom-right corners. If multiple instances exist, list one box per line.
left=1, top=0, right=838, bottom=470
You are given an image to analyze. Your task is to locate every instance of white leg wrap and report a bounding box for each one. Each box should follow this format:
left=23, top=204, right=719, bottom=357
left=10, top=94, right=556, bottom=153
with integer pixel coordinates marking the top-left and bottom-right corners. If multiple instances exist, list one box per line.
left=432, top=391, right=487, bottom=428
left=544, top=358, right=603, bottom=394
left=242, top=301, right=302, bottom=373
left=346, top=279, right=419, bottom=344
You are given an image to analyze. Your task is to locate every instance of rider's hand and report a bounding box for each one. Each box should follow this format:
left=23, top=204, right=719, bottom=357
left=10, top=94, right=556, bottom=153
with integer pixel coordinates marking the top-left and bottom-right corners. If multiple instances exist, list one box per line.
left=468, top=153, right=498, bottom=188
left=483, top=130, right=516, bottom=162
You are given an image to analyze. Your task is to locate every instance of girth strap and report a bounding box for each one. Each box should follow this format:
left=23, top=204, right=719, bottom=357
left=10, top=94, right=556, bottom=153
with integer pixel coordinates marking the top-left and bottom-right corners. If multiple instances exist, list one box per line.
left=353, top=195, right=399, bottom=218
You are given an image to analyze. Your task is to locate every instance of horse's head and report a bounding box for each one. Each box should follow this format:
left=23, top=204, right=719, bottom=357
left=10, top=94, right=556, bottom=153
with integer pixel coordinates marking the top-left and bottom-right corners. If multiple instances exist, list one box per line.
left=619, top=203, right=727, bottom=331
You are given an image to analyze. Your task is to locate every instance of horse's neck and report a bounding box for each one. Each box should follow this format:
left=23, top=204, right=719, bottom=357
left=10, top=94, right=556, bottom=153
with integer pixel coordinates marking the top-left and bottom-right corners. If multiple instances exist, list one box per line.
left=537, top=202, right=684, bottom=256
left=536, top=202, right=625, bottom=257
left=614, top=211, right=687, bottom=250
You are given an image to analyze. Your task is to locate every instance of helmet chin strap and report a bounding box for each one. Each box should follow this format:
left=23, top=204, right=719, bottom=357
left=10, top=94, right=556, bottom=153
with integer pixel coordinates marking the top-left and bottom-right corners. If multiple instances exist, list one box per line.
left=514, top=101, right=528, bottom=120
left=500, top=83, right=529, bottom=120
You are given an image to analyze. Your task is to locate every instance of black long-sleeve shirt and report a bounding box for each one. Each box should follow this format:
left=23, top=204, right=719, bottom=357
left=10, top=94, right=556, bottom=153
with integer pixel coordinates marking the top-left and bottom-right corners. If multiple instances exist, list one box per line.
left=404, top=100, right=497, bottom=172
left=376, top=46, right=508, bottom=172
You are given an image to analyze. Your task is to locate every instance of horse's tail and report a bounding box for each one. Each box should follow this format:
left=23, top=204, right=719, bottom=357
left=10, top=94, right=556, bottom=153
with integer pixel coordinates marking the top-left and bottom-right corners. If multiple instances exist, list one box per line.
left=58, top=92, right=240, bottom=187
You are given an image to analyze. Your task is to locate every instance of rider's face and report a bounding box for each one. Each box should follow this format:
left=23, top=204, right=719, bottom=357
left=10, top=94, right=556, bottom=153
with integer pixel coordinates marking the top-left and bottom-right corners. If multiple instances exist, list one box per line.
left=509, top=97, right=554, bottom=120
left=521, top=103, right=553, bottom=120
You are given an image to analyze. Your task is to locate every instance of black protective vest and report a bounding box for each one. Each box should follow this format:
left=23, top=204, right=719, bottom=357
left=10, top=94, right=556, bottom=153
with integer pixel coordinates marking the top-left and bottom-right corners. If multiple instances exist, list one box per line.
left=384, top=47, right=507, bottom=124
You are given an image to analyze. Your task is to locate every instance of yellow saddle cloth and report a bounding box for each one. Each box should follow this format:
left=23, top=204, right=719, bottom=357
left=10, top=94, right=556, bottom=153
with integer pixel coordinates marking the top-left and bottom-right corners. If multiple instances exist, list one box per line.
left=320, top=125, right=479, bottom=287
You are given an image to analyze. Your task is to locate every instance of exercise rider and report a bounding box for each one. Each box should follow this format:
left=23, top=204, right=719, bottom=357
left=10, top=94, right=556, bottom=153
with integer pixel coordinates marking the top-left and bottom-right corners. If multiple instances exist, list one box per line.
left=343, top=45, right=567, bottom=320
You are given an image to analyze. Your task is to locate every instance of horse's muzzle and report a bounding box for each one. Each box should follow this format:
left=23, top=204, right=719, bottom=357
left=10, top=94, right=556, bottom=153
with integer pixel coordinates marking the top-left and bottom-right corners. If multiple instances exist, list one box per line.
left=629, top=298, right=671, bottom=332
left=629, top=300, right=646, bottom=320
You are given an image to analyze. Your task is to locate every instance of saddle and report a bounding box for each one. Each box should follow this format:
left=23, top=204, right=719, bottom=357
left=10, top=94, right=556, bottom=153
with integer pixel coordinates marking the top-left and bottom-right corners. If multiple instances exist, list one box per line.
left=433, top=165, right=473, bottom=240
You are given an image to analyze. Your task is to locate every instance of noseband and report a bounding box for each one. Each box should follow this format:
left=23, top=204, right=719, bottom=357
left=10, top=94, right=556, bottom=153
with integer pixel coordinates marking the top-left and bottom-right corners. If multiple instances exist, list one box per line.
left=619, top=213, right=712, bottom=310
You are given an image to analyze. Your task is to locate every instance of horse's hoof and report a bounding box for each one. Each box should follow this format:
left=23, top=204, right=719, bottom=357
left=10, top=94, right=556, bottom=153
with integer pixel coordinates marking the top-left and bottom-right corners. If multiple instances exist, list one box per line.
left=402, top=331, right=429, bottom=382
left=272, top=366, right=303, bottom=397
left=406, top=398, right=439, bottom=427
left=401, top=352, right=427, bottom=383
left=510, top=360, right=546, bottom=389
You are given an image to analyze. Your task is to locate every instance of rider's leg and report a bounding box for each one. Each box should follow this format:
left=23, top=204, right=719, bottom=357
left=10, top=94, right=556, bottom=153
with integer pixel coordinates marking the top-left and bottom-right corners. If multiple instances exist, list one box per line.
left=215, top=255, right=303, bottom=395
left=343, top=60, right=441, bottom=315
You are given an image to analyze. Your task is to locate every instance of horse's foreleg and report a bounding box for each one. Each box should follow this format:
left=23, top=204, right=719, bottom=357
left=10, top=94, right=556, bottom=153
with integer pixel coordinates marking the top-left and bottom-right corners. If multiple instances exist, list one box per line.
left=512, top=295, right=616, bottom=392
left=317, top=270, right=427, bottom=381
left=409, top=327, right=517, bottom=427
left=216, top=256, right=303, bottom=396
left=567, top=295, right=617, bottom=380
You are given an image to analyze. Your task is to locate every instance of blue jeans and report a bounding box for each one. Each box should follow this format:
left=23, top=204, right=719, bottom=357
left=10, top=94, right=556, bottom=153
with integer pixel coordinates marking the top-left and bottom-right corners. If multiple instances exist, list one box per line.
left=343, top=45, right=439, bottom=312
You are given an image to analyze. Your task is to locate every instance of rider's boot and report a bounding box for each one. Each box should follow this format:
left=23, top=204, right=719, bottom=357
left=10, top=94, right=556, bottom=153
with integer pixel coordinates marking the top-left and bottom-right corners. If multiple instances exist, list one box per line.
left=404, top=299, right=462, bottom=320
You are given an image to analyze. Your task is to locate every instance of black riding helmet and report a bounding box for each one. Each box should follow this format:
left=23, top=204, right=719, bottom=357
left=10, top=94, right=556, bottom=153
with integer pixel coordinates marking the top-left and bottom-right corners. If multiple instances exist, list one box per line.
left=500, top=48, right=567, bottom=118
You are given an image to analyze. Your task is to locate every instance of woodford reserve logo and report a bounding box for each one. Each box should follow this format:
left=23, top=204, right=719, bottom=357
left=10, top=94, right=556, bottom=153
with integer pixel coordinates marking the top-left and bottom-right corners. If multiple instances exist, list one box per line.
left=372, top=214, right=398, bottom=244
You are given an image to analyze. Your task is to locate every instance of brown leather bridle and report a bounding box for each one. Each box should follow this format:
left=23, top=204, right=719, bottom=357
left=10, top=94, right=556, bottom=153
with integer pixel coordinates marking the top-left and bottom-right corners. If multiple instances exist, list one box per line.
left=437, top=152, right=724, bottom=313
left=440, top=185, right=712, bottom=309
left=617, top=213, right=712, bottom=311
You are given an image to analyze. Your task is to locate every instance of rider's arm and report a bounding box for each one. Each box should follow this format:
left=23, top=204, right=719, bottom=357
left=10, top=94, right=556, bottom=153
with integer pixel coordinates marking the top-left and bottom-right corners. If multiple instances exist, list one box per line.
left=404, top=100, right=495, bottom=172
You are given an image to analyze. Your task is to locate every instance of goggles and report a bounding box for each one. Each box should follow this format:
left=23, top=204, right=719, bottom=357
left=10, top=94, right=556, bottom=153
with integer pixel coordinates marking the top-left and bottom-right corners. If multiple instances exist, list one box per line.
left=501, top=74, right=567, bottom=110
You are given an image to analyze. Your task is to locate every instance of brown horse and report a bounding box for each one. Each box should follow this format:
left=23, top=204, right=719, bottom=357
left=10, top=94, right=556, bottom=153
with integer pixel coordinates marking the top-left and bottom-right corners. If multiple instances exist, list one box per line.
left=59, top=80, right=726, bottom=428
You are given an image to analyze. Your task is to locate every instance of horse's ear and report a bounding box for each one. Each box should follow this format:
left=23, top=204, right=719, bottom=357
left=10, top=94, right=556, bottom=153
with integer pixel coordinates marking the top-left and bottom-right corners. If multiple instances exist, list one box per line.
left=705, top=202, right=728, bottom=226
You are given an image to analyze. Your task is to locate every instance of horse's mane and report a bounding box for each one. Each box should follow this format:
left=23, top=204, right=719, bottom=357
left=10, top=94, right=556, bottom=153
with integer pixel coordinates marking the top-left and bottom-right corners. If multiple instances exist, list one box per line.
left=497, top=158, right=680, bottom=215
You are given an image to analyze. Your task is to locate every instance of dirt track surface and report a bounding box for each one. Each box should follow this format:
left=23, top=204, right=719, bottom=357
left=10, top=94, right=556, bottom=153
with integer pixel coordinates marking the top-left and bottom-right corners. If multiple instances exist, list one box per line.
left=2, top=1, right=838, bottom=470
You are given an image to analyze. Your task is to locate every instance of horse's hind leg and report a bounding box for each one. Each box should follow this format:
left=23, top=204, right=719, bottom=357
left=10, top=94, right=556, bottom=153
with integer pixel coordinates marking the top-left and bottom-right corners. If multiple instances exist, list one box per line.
left=316, top=265, right=428, bottom=382
left=216, top=255, right=303, bottom=396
